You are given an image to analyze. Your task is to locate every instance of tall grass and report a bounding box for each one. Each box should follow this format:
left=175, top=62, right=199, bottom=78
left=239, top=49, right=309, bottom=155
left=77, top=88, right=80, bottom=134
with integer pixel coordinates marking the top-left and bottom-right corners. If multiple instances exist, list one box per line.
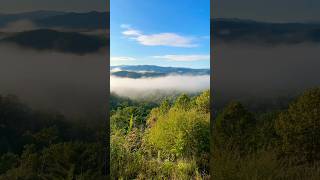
left=211, top=147, right=320, bottom=180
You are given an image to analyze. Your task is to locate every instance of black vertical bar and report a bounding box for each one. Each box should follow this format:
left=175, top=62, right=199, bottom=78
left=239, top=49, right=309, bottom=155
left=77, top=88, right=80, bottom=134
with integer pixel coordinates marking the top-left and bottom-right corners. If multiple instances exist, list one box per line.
left=104, top=0, right=110, bottom=178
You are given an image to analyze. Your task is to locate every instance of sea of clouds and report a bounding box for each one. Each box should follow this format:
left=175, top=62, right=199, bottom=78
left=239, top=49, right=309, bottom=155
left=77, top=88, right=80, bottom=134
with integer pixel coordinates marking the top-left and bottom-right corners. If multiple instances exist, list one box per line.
left=0, top=44, right=107, bottom=117
left=111, top=75, right=210, bottom=98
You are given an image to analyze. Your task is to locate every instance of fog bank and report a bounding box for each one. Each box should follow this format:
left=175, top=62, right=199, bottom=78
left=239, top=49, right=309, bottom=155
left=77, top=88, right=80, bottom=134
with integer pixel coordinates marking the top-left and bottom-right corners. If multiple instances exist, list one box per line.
left=111, top=75, right=210, bottom=99
left=0, top=44, right=107, bottom=117
left=213, top=42, right=320, bottom=104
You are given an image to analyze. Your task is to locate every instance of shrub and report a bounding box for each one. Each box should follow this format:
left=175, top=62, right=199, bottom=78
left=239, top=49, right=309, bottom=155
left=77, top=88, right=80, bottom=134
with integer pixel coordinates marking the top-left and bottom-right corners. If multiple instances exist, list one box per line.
left=275, top=88, right=320, bottom=164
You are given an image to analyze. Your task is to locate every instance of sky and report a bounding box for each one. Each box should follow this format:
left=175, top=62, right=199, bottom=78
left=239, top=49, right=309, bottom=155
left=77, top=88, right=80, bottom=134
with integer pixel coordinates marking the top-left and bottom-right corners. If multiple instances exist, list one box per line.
left=214, top=0, right=320, bottom=22
left=0, top=0, right=107, bottom=13
left=110, top=0, right=210, bottom=69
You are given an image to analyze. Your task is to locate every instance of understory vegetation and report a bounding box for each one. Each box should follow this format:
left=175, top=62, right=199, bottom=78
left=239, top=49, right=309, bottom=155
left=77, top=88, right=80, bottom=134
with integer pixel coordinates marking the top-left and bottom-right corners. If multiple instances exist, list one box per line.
left=0, top=95, right=107, bottom=179
left=111, top=87, right=320, bottom=179
left=110, top=90, right=210, bottom=179
left=1, top=87, right=319, bottom=179
left=212, top=87, right=320, bottom=180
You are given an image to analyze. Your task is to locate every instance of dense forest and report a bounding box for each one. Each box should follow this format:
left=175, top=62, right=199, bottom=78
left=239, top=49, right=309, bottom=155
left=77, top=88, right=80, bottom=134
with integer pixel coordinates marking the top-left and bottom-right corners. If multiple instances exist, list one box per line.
left=212, top=87, right=320, bottom=179
left=111, top=87, right=320, bottom=179
left=1, top=87, right=319, bottom=179
left=111, top=91, right=210, bottom=179
left=0, top=94, right=107, bottom=179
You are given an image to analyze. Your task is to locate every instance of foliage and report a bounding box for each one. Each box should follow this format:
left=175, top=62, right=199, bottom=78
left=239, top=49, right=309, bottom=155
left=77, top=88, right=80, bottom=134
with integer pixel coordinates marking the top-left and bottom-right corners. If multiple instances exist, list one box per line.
left=146, top=109, right=209, bottom=160
left=213, top=102, right=256, bottom=155
left=0, top=94, right=106, bottom=179
left=211, top=87, right=320, bottom=180
left=111, top=91, right=210, bottom=179
left=275, top=88, right=320, bottom=164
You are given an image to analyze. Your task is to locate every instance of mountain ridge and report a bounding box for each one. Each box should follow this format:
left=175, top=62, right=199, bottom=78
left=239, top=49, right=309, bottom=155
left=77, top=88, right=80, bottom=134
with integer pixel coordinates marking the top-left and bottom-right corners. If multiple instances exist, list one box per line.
left=111, top=65, right=210, bottom=78
left=1, top=29, right=107, bottom=54
left=212, top=18, right=320, bottom=45
left=0, top=10, right=109, bottom=30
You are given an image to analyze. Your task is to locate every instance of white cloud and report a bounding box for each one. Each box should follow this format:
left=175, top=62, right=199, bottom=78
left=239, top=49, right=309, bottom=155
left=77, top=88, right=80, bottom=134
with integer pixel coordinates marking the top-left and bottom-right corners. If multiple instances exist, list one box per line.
left=136, top=33, right=197, bottom=47
left=153, top=54, right=210, bottom=62
left=111, top=67, right=122, bottom=72
left=121, top=25, right=197, bottom=47
left=111, top=56, right=136, bottom=61
left=122, top=29, right=142, bottom=36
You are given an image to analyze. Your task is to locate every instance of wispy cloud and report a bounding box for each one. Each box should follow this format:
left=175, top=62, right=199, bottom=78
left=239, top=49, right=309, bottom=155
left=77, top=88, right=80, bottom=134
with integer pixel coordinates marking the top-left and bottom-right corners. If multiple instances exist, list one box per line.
left=153, top=54, right=210, bottom=62
left=111, top=56, right=136, bottom=61
left=121, top=24, right=197, bottom=48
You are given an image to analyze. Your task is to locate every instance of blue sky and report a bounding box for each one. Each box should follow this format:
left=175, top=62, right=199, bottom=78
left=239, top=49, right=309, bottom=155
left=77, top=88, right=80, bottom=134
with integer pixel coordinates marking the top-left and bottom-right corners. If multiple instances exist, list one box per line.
left=110, top=0, right=210, bottom=69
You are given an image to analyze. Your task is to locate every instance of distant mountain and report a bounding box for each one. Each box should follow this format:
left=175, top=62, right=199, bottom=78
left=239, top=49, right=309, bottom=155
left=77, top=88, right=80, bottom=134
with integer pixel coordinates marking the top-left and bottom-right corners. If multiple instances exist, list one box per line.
left=112, top=71, right=167, bottom=79
left=1, top=29, right=107, bottom=54
left=111, top=65, right=210, bottom=78
left=7, top=10, right=65, bottom=19
left=213, top=18, right=320, bottom=45
left=0, top=11, right=108, bottom=30
left=0, top=10, right=65, bottom=27
left=35, top=11, right=108, bottom=30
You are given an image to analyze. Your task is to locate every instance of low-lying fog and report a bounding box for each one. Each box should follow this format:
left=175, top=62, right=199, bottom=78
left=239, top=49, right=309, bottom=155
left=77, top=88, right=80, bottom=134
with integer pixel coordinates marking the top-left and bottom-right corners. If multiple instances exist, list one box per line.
left=0, top=44, right=107, bottom=117
left=110, top=75, right=210, bottom=99
left=213, top=42, right=320, bottom=104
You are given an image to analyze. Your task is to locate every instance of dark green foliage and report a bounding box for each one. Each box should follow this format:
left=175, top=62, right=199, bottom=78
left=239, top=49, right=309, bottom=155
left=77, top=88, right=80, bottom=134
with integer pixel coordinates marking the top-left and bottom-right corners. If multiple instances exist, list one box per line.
left=255, top=111, right=280, bottom=149
left=0, top=153, right=18, bottom=174
left=109, top=92, right=134, bottom=110
left=212, top=87, right=320, bottom=179
left=213, top=102, right=256, bottom=155
left=1, top=143, right=104, bottom=179
left=2, top=29, right=106, bottom=55
left=275, top=88, right=320, bottom=164
left=111, top=104, right=154, bottom=133
left=0, top=94, right=106, bottom=179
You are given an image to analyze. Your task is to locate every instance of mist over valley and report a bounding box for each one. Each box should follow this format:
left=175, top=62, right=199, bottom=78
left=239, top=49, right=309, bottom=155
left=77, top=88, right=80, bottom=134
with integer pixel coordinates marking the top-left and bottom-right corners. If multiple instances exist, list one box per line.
left=0, top=11, right=109, bottom=117
left=110, top=65, right=210, bottom=99
left=213, top=18, right=320, bottom=107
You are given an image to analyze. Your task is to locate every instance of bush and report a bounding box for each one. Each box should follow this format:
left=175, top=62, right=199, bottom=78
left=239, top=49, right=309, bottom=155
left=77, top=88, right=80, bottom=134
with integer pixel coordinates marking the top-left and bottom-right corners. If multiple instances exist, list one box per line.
left=111, top=91, right=211, bottom=179
left=213, top=102, right=256, bottom=155
left=275, top=88, right=320, bottom=164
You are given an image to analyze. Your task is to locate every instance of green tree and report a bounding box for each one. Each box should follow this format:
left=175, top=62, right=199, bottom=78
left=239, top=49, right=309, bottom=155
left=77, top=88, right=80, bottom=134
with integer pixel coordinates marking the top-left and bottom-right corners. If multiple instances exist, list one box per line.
left=213, top=102, right=256, bottom=155
left=147, top=99, right=170, bottom=127
left=195, top=90, right=210, bottom=113
left=0, top=153, right=18, bottom=174
left=111, top=106, right=135, bottom=132
left=146, top=92, right=210, bottom=160
left=173, top=94, right=191, bottom=110
left=275, top=88, right=320, bottom=164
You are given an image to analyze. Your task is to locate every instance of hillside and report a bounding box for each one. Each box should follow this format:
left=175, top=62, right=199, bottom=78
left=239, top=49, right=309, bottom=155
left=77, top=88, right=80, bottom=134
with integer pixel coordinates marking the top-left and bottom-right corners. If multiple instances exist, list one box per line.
left=1, top=29, right=107, bottom=54
left=213, top=18, right=320, bottom=45
left=111, top=65, right=210, bottom=78
left=0, top=11, right=108, bottom=30
left=35, top=11, right=108, bottom=30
